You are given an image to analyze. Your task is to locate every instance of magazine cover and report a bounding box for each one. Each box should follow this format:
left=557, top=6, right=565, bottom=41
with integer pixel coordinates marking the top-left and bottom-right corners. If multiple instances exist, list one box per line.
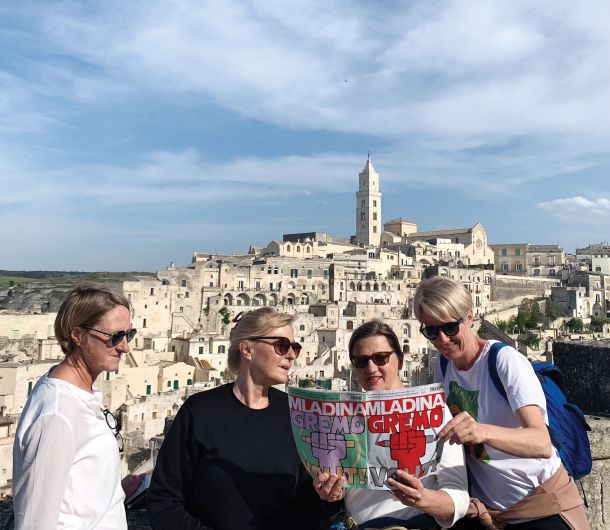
left=287, top=383, right=446, bottom=489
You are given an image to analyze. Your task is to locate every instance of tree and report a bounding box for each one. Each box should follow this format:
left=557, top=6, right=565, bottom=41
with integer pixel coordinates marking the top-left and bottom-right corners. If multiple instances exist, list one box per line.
left=566, top=318, right=584, bottom=334
left=495, top=319, right=510, bottom=333
left=219, top=307, right=232, bottom=325
left=590, top=316, right=609, bottom=332
left=545, top=300, right=564, bottom=320
left=522, top=332, right=540, bottom=349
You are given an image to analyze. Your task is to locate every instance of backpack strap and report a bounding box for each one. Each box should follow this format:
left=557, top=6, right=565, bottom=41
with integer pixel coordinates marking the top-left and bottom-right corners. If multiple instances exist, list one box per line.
left=487, top=342, right=509, bottom=403
left=439, top=353, right=449, bottom=378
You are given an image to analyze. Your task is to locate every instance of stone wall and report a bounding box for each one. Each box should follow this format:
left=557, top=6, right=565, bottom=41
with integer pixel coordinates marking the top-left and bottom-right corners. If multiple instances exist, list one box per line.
left=582, top=416, right=610, bottom=530
left=552, top=340, right=610, bottom=415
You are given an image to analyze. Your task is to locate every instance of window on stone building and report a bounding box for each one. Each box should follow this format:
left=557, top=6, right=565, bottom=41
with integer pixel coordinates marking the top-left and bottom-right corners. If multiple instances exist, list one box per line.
left=515, top=263, right=522, bottom=272
left=307, top=269, right=313, bottom=279
left=143, top=318, right=147, bottom=328
left=181, top=280, right=187, bottom=287
left=549, top=269, right=555, bottom=275
left=274, top=267, right=279, bottom=274
left=146, top=384, right=151, bottom=395
left=199, top=346, right=204, bottom=354
left=150, top=288, right=155, bottom=295
left=290, top=269, right=298, bottom=278
left=373, top=225, right=377, bottom=233
left=218, top=345, right=226, bottom=354
left=361, top=200, right=365, bottom=207
left=501, top=263, right=508, bottom=272
left=186, top=291, right=190, bottom=298
left=501, top=249, right=507, bottom=256
left=320, top=371, right=324, bottom=378
left=515, top=248, right=521, bottom=256
left=179, top=307, right=183, bottom=312
left=373, top=212, right=377, bottom=221
left=534, top=269, right=540, bottom=276
left=27, top=381, right=33, bottom=396
left=373, top=200, right=377, bottom=207
left=361, top=212, right=365, bottom=221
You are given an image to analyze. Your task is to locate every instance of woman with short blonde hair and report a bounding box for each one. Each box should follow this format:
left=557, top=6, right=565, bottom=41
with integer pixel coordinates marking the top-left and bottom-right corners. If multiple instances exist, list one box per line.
left=149, top=307, right=324, bottom=529
left=413, top=276, right=588, bottom=529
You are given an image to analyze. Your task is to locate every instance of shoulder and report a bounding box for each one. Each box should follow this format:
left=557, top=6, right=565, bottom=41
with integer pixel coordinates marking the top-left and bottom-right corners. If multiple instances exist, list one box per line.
left=494, top=343, right=535, bottom=374
left=180, top=383, right=233, bottom=413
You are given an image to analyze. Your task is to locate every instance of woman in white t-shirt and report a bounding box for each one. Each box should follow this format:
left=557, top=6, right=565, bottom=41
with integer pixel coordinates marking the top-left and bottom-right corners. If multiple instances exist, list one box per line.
left=413, top=276, right=588, bottom=530
left=13, top=285, right=143, bottom=529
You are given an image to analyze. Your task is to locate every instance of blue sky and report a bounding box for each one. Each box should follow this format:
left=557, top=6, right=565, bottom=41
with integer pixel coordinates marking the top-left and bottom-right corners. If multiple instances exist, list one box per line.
left=2, top=0, right=610, bottom=271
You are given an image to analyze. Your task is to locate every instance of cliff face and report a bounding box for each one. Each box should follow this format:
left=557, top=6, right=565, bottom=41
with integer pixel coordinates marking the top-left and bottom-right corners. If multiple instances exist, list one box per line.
left=0, top=273, right=153, bottom=313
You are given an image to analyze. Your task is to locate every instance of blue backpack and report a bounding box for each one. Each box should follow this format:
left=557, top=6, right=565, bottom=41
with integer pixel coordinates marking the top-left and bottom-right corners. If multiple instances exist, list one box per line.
left=439, top=342, right=592, bottom=480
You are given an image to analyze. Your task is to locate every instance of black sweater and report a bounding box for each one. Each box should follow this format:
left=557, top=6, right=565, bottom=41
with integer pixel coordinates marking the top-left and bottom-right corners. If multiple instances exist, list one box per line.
left=147, top=383, right=323, bottom=530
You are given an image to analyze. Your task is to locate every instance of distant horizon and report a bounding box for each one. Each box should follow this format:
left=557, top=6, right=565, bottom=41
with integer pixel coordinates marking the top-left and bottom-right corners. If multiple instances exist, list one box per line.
left=2, top=1, right=609, bottom=271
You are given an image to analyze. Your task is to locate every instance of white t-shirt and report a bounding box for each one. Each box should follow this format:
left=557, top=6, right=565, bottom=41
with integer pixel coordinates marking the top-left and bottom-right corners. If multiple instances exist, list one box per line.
left=13, top=372, right=127, bottom=529
left=345, top=404, right=469, bottom=529
left=434, top=340, right=561, bottom=510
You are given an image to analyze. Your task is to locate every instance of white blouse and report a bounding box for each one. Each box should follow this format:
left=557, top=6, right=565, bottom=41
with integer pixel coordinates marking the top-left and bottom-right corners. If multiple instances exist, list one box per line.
left=13, top=372, right=126, bottom=529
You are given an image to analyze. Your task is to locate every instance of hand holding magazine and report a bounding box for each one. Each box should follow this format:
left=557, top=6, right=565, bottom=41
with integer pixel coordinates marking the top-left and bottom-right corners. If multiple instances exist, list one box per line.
left=287, top=383, right=446, bottom=490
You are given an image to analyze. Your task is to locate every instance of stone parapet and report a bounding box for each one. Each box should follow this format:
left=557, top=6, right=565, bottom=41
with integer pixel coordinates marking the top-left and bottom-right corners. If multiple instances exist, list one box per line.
left=582, top=415, right=610, bottom=530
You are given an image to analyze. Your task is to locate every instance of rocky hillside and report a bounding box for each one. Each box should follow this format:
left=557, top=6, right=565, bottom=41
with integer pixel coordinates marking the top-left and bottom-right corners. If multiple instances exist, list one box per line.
left=0, top=271, right=155, bottom=313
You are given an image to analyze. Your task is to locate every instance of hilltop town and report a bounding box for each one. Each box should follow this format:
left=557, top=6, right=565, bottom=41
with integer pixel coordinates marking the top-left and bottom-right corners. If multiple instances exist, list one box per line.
left=1, top=157, right=609, bottom=510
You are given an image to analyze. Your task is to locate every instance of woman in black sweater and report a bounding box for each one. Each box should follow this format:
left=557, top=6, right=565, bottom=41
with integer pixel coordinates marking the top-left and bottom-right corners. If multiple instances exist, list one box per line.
left=148, top=307, right=324, bottom=530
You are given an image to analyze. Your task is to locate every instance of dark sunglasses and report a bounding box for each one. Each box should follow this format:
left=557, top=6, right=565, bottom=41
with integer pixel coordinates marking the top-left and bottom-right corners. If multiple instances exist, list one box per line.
left=246, top=336, right=302, bottom=357
left=419, top=318, right=463, bottom=340
left=351, top=351, right=394, bottom=369
left=81, top=326, right=137, bottom=347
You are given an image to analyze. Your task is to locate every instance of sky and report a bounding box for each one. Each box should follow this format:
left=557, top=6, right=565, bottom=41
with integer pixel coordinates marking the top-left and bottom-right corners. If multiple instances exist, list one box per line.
left=1, top=0, right=610, bottom=271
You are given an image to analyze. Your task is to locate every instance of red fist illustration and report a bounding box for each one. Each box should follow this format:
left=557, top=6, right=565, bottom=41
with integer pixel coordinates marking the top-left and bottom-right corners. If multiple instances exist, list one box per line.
left=376, top=430, right=426, bottom=477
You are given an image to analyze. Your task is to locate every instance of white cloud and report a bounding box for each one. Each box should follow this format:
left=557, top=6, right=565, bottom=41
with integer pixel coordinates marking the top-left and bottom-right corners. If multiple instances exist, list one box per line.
left=537, top=196, right=610, bottom=221
left=10, top=0, right=604, bottom=140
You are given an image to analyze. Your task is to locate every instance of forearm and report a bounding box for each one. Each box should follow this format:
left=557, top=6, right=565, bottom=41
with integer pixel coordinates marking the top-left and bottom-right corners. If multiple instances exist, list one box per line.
left=416, top=489, right=455, bottom=522
left=480, top=423, right=552, bottom=458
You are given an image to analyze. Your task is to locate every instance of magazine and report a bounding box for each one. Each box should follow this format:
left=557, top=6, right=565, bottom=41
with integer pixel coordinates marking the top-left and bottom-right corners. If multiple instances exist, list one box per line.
left=287, top=383, right=446, bottom=490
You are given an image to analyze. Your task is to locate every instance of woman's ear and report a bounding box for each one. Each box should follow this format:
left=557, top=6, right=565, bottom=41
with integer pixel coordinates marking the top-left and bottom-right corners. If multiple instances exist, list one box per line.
left=239, top=340, right=253, bottom=361
left=466, top=310, right=475, bottom=327
left=70, top=328, right=83, bottom=349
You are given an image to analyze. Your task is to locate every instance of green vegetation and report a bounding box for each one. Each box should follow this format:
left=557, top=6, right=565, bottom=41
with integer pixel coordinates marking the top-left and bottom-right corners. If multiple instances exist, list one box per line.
left=590, top=316, right=610, bottom=332
left=298, top=378, right=315, bottom=388
left=565, top=318, right=584, bottom=334
left=522, top=332, right=541, bottom=349
left=545, top=300, right=564, bottom=320
left=219, top=307, right=232, bottom=325
left=499, top=299, right=546, bottom=334
left=0, top=276, right=35, bottom=288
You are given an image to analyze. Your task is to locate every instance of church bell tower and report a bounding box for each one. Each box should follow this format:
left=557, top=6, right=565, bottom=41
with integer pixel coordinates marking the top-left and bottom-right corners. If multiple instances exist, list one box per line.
left=355, top=155, right=382, bottom=247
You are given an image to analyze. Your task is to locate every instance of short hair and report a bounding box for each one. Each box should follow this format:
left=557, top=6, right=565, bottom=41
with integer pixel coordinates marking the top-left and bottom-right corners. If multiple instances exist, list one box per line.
left=348, top=320, right=403, bottom=370
left=227, top=307, right=294, bottom=374
left=54, top=284, right=131, bottom=356
left=413, top=276, right=472, bottom=322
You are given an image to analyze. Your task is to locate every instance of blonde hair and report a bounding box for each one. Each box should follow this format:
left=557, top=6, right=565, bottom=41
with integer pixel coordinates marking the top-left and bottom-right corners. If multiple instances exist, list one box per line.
left=227, top=307, right=294, bottom=374
left=413, top=276, right=472, bottom=322
left=54, top=284, right=130, bottom=355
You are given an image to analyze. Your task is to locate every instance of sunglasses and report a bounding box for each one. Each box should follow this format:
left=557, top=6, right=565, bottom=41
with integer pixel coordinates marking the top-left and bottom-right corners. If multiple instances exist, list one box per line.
left=419, top=318, right=463, bottom=340
left=351, top=351, right=394, bottom=369
left=81, top=326, right=137, bottom=347
left=103, top=408, right=124, bottom=453
left=246, top=336, right=302, bottom=357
